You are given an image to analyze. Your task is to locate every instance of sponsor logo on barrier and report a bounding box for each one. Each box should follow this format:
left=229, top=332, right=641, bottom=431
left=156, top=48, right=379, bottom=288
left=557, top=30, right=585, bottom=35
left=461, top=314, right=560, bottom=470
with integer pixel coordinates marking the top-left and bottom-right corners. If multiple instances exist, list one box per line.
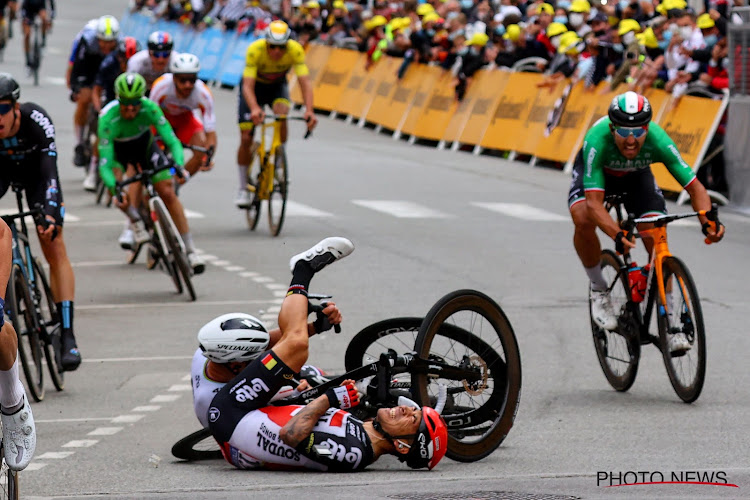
left=427, top=94, right=453, bottom=112
left=472, top=98, right=491, bottom=116
left=376, top=81, right=392, bottom=97
left=393, top=87, right=410, bottom=103
left=662, top=122, right=702, bottom=155
left=494, top=96, right=529, bottom=120
left=319, top=69, right=346, bottom=86
left=347, top=75, right=364, bottom=90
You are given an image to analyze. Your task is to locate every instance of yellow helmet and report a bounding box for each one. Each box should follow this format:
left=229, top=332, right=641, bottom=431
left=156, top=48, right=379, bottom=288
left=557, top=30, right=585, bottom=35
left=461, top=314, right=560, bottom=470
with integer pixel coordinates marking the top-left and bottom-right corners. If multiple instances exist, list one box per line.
left=537, top=3, right=554, bottom=15
left=465, top=32, right=489, bottom=47
left=696, top=13, right=716, bottom=29
left=617, top=19, right=641, bottom=36
left=546, top=22, right=568, bottom=38
left=569, top=0, right=591, bottom=13
left=557, top=30, right=582, bottom=54
left=266, top=20, right=291, bottom=45
left=638, top=27, right=659, bottom=49
left=503, top=24, right=522, bottom=42
left=417, top=3, right=435, bottom=16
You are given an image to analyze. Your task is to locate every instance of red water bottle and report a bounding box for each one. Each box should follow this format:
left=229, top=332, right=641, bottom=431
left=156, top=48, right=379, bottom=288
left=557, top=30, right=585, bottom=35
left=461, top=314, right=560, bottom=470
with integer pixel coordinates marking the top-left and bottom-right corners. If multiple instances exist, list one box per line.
left=628, top=262, right=647, bottom=303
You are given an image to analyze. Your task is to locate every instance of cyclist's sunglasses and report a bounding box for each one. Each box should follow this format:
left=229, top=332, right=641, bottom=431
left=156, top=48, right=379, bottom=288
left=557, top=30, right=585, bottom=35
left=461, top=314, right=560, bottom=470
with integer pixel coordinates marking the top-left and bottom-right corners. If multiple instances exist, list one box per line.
left=150, top=50, right=171, bottom=59
left=119, top=98, right=142, bottom=107
left=175, top=75, right=197, bottom=84
left=613, top=126, right=648, bottom=139
left=268, top=43, right=287, bottom=51
left=0, top=103, right=14, bottom=115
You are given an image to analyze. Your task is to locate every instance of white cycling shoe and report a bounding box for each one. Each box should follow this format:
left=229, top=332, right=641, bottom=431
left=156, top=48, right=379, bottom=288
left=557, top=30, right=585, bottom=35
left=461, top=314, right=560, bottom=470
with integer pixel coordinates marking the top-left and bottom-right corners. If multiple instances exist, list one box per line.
left=590, top=287, right=619, bottom=331
left=234, top=189, right=252, bottom=209
left=188, top=252, right=205, bottom=275
left=1, top=396, right=36, bottom=471
left=82, top=172, right=97, bottom=192
left=289, top=237, right=355, bottom=273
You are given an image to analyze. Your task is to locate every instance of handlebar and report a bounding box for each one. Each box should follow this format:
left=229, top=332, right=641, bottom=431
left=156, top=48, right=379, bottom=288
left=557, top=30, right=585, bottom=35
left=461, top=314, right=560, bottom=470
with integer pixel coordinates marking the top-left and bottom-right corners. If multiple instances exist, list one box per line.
left=182, top=142, right=215, bottom=167
left=264, top=115, right=314, bottom=139
left=307, top=293, right=341, bottom=334
left=620, top=203, right=721, bottom=246
left=114, top=161, right=184, bottom=203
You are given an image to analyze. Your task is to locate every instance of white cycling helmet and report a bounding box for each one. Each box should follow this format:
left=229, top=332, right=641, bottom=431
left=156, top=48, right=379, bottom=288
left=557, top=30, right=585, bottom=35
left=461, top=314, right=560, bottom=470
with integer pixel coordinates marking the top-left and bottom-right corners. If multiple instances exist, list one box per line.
left=198, top=313, right=270, bottom=363
left=96, top=15, right=120, bottom=41
left=266, top=20, right=292, bottom=45
left=169, top=53, right=201, bottom=75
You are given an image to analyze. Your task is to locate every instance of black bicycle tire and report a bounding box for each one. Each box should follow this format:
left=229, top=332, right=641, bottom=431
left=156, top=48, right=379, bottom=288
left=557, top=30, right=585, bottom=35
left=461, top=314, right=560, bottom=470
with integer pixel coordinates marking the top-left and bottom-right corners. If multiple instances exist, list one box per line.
left=591, top=250, right=640, bottom=392
left=0, top=454, right=19, bottom=500
left=344, top=317, right=424, bottom=372
left=8, top=264, right=44, bottom=402
left=171, top=428, right=222, bottom=461
left=32, top=26, right=40, bottom=86
left=155, top=201, right=196, bottom=301
left=95, top=177, right=106, bottom=205
left=414, top=289, right=522, bottom=463
left=32, top=258, right=63, bottom=392
left=245, top=150, right=262, bottom=231
left=268, top=145, right=288, bottom=237
left=657, top=256, right=706, bottom=403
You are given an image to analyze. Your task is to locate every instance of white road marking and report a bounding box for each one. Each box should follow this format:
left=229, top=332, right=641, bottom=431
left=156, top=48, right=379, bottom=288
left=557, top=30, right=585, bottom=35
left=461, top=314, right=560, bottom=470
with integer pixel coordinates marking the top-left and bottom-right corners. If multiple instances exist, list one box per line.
left=24, top=463, right=47, bottom=471
left=211, top=260, right=231, bottom=266
left=200, top=254, right=218, bottom=261
left=181, top=374, right=191, bottom=382
left=260, top=313, right=277, bottom=321
left=62, top=440, right=99, bottom=448
left=88, top=427, right=124, bottom=436
left=184, top=209, right=205, bottom=219
left=225, top=266, right=244, bottom=271
left=266, top=305, right=282, bottom=313
left=36, top=452, right=75, bottom=459
left=472, top=202, right=568, bottom=221
left=111, top=415, right=145, bottom=424
left=265, top=284, right=287, bottom=290
left=76, top=299, right=273, bottom=311
left=71, top=260, right=126, bottom=267
left=273, top=291, right=287, bottom=297
left=352, top=200, right=451, bottom=218
left=240, top=271, right=259, bottom=277
left=285, top=201, right=333, bottom=217
left=150, top=394, right=181, bottom=403
left=132, top=405, right=161, bottom=412
left=168, top=384, right=192, bottom=392
left=83, top=356, right=192, bottom=363
left=45, top=76, right=67, bottom=85
left=252, top=276, right=274, bottom=283
left=36, top=417, right=115, bottom=423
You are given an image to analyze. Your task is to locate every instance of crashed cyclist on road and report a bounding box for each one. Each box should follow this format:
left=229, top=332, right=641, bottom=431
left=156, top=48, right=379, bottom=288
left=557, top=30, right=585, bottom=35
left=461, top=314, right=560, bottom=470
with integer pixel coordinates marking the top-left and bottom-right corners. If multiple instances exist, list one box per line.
left=206, top=237, right=448, bottom=471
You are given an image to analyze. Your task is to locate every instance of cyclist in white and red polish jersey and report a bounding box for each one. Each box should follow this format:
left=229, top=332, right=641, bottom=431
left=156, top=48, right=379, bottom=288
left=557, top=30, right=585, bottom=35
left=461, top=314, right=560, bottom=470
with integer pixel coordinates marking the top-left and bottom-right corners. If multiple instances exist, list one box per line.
left=149, top=53, right=217, bottom=178
left=204, top=237, right=449, bottom=472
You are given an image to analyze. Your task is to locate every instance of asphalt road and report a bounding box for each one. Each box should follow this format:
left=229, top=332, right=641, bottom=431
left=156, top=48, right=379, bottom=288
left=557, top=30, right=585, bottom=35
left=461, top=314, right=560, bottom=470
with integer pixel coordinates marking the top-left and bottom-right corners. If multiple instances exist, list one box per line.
left=2, top=2, right=750, bottom=499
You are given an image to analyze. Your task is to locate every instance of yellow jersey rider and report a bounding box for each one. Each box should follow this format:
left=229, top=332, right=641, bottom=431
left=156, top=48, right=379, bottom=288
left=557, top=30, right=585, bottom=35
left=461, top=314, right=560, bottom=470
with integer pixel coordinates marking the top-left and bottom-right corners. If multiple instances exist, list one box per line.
left=234, top=20, right=317, bottom=208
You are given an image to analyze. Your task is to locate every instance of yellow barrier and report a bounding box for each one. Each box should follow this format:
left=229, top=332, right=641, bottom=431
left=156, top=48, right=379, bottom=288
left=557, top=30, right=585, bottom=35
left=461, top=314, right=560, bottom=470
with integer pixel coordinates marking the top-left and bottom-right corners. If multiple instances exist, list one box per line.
left=299, top=45, right=725, bottom=194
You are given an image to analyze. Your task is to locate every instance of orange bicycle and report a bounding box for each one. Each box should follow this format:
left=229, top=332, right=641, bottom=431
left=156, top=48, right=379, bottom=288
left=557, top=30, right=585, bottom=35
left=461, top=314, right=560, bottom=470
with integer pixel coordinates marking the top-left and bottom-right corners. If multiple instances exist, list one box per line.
left=591, top=195, right=720, bottom=403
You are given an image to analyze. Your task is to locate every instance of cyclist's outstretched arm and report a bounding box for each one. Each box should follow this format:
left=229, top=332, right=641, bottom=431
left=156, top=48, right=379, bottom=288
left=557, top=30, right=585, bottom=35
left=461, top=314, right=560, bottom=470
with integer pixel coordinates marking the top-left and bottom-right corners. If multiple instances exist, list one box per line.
left=585, top=190, right=636, bottom=253
left=151, top=106, right=184, bottom=166
left=684, top=180, right=725, bottom=242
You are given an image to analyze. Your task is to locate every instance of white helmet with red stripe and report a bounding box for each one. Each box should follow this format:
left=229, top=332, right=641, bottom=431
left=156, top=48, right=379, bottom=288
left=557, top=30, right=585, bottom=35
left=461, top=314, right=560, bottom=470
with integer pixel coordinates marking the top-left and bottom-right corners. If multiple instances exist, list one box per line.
left=608, top=91, right=652, bottom=127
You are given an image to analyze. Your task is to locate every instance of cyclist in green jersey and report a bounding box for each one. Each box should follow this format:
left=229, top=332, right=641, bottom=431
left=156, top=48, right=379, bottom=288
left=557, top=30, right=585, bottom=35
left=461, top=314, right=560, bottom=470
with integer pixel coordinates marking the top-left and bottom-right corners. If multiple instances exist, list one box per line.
left=98, top=72, right=205, bottom=274
left=567, top=91, right=724, bottom=353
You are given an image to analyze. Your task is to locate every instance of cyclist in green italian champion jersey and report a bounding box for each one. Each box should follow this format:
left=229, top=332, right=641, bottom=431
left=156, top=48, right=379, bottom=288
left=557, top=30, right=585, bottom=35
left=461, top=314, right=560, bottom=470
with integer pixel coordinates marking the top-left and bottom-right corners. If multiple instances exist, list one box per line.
left=98, top=72, right=205, bottom=274
left=567, top=91, right=724, bottom=351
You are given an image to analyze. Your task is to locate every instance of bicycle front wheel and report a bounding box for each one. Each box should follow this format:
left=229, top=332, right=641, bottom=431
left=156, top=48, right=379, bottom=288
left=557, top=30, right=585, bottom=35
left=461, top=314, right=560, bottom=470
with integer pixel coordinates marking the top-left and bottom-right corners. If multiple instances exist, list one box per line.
left=171, top=428, right=222, bottom=461
left=658, top=256, right=706, bottom=403
left=413, top=290, right=522, bottom=463
left=0, top=454, right=19, bottom=500
left=31, top=27, right=40, bottom=86
left=32, top=258, right=63, bottom=392
left=344, top=317, right=424, bottom=371
left=245, top=151, right=261, bottom=231
left=7, top=264, right=44, bottom=402
left=154, top=201, right=196, bottom=301
left=591, top=250, right=640, bottom=392
left=268, top=145, right=288, bottom=237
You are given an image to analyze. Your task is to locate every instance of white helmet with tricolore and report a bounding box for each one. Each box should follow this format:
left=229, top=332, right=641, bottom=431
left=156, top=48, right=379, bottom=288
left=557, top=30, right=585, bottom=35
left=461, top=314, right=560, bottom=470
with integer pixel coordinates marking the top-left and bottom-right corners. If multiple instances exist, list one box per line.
left=198, top=313, right=270, bottom=363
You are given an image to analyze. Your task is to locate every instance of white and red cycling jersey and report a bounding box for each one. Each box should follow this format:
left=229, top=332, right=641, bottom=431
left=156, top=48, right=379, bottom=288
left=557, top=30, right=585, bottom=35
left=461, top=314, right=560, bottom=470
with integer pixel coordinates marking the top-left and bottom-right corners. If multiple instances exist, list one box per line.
left=127, top=50, right=180, bottom=90
left=149, top=74, right=216, bottom=144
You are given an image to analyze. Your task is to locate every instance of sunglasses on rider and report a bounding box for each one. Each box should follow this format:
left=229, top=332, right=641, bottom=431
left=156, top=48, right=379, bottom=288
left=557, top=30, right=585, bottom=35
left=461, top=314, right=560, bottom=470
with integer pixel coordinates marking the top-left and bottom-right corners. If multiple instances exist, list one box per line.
left=268, top=43, right=287, bottom=51
left=150, top=50, right=171, bottom=59
left=0, top=103, right=14, bottom=115
left=119, top=98, right=142, bottom=107
left=175, top=75, right=197, bottom=84
left=613, top=126, right=648, bottom=139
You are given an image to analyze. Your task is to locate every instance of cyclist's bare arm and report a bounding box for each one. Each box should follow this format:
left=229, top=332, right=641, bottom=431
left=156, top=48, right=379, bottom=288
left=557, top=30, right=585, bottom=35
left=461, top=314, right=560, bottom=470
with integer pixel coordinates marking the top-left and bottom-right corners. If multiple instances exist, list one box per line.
left=297, top=74, right=317, bottom=129
left=684, top=180, right=725, bottom=241
left=584, top=190, right=636, bottom=253
left=241, top=77, right=262, bottom=123
left=92, top=84, right=103, bottom=112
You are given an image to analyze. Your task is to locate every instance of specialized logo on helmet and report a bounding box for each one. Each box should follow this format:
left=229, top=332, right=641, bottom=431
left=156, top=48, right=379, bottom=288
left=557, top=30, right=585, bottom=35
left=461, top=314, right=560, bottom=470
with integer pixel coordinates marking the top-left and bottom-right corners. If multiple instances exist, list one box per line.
left=208, top=406, right=220, bottom=422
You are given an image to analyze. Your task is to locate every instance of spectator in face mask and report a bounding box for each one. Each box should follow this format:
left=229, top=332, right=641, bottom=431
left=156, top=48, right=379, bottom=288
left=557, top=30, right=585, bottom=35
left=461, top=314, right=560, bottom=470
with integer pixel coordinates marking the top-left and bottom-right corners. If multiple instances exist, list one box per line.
left=542, top=21, right=568, bottom=58
left=568, top=0, right=591, bottom=37
left=494, top=23, right=549, bottom=68
left=664, top=11, right=703, bottom=95
left=454, top=31, right=490, bottom=100
left=610, top=19, right=643, bottom=90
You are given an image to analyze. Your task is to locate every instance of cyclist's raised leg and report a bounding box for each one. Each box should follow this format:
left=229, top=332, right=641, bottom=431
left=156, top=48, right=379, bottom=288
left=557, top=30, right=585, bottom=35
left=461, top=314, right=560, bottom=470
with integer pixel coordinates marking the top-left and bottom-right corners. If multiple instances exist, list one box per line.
left=0, top=221, right=36, bottom=470
left=177, top=118, right=208, bottom=177
left=271, top=97, right=290, bottom=145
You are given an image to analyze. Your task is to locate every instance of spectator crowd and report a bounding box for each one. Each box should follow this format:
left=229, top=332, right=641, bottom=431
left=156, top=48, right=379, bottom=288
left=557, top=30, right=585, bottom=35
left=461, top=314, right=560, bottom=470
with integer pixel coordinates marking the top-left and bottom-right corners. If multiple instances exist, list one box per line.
left=130, top=0, right=745, bottom=101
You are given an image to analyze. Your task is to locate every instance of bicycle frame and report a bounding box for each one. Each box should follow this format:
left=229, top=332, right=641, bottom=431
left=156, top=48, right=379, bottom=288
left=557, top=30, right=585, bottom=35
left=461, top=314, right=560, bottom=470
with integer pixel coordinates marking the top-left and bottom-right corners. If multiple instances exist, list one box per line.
left=5, top=186, right=42, bottom=300
left=251, top=118, right=284, bottom=200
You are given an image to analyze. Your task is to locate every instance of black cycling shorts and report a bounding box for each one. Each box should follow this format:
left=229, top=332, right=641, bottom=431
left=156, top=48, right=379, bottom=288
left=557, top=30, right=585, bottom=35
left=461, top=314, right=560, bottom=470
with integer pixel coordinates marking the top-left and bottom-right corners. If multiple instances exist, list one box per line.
left=208, top=350, right=296, bottom=443
left=21, top=0, right=44, bottom=23
left=237, top=80, right=290, bottom=130
left=567, top=148, right=667, bottom=217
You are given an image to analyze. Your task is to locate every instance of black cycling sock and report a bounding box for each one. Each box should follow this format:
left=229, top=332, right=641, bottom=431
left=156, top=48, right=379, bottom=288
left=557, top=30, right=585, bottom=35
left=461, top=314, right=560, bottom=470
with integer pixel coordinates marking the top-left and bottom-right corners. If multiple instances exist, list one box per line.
left=57, top=301, right=76, bottom=344
left=288, top=261, right=314, bottom=297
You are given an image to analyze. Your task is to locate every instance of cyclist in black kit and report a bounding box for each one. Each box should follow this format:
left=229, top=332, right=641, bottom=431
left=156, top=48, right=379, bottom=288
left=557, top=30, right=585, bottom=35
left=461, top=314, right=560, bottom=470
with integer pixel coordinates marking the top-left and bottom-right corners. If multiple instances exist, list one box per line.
left=20, top=0, right=54, bottom=68
left=0, top=73, right=81, bottom=371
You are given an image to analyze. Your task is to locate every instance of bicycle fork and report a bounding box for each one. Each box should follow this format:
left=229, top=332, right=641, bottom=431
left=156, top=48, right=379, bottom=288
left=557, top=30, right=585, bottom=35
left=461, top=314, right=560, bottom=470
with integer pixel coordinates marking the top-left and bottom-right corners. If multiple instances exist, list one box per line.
left=149, top=197, right=186, bottom=257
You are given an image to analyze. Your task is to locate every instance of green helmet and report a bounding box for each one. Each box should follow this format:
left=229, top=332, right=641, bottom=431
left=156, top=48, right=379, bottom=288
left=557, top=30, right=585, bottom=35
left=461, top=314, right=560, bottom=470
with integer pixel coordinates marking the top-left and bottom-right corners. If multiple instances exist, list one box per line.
left=115, top=72, right=146, bottom=101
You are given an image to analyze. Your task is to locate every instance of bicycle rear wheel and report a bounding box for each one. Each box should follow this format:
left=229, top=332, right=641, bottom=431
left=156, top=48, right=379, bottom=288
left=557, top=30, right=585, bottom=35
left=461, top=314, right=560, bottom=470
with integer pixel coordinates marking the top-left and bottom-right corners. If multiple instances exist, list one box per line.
left=32, top=258, right=63, bottom=392
left=245, top=151, right=261, bottom=231
left=7, top=264, right=44, bottom=402
left=268, top=145, right=288, bottom=237
left=0, top=451, right=19, bottom=500
left=413, top=290, right=522, bottom=463
left=171, top=428, right=222, bottom=461
left=658, top=256, right=706, bottom=403
left=154, top=200, right=196, bottom=301
left=591, top=250, right=640, bottom=392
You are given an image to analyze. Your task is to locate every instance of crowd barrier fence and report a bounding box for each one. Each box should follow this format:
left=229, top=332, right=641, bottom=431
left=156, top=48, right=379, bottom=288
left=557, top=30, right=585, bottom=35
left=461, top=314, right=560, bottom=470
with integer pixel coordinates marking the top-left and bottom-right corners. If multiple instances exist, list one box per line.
left=122, top=12, right=728, bottom=198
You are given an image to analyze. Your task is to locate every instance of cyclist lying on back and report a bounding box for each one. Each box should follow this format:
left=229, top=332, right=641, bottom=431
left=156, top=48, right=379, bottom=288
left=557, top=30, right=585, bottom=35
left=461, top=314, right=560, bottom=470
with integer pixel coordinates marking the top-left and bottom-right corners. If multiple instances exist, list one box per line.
left=98, top=72, right=205, bottom=274
left=205, top=237, right=448, bottom=471
left=568, top=91, right=725, bottom=354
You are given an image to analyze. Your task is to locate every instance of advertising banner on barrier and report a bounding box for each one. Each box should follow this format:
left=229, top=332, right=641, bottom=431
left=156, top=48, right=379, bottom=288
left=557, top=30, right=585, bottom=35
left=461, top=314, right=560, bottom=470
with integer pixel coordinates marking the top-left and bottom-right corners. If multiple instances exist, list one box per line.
left=399, top=65, right=443, bottom=137
left=456, top=71, right=509, bottom=147
left=315, top=48, right=361, bottom=112
left=411, top=70, right=457, bottom=141
left=219, top=35, right=256, bottom=88
left=189, top=27, right=234, bottom=82
left=535, top=82, right=596, bottom=163
left=479, top=72, right=542, bottom=153
left=364, top=56, right=405, bottom=128
left=336, top=57, right=395, bottom=119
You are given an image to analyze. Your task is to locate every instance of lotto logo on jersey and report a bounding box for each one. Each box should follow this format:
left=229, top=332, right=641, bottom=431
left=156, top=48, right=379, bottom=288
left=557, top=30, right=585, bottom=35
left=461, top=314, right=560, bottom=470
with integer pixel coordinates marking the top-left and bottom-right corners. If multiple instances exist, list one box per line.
left=318, top=439, right=363, bottom=468
left=233, top=378, right=270, bottom=402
